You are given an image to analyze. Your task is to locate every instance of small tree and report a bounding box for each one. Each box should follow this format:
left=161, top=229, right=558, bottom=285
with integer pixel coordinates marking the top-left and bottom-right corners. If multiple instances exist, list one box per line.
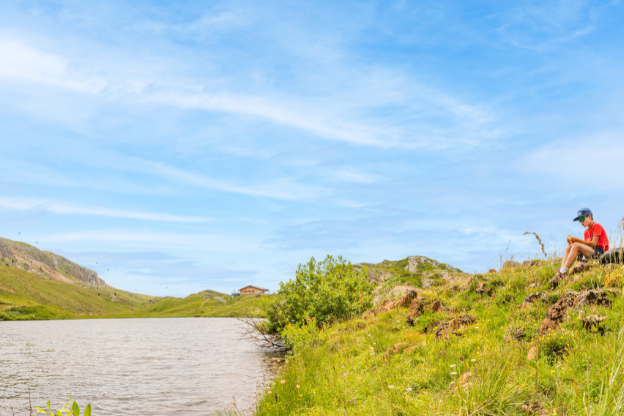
left=264, top=255, right=373, bottom=333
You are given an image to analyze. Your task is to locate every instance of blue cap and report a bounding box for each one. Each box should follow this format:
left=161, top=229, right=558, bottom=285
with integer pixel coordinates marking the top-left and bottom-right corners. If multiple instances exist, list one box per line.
left=573, top=208, right=593, bottom=222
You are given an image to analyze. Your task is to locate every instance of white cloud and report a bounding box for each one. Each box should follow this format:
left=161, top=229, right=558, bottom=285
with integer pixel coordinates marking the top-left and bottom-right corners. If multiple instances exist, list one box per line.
left=0, top=197, right=211, bottom=222
left=147, top=161, right=327, bottom=201
left=38, top=230, right=259, bottom=251
left=0, top=34, right=500, bottom=150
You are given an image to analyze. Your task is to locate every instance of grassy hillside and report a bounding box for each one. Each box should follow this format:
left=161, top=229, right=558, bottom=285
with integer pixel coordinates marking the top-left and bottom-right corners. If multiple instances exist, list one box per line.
left=238, top=259, right=624, bottom=416
left=0, top=265, right=269, bottom=320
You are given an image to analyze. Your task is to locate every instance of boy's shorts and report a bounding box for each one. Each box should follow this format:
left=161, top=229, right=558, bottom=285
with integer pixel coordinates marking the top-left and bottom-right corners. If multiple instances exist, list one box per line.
left=578, top=247, right=605, bottom=262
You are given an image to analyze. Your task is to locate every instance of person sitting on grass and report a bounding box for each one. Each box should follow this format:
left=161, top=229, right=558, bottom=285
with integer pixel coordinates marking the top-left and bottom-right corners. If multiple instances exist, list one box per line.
left=551, top=208, right=609, bottom=288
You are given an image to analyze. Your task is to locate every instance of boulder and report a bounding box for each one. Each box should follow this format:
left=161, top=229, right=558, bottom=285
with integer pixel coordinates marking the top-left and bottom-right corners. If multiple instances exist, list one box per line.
left=406, top=298, right=442, bottom=325
left=570, top=261, right=591, bottom=275
left=580, top=313, right=606, bottom=331
left=573, top=290, right=611, bottom=308
left=537, top=289, right=611, bottom=335
left=440, top=271, right=463, bottom=284
left=424, top=315, right=476, bottom=339
left=363, top=290, right=418, bottom=319
left=538, top=291, right=577, bottom=334
left=527, top=346, right=538, bottom=361
left=372, top=285, right=418, bottom=306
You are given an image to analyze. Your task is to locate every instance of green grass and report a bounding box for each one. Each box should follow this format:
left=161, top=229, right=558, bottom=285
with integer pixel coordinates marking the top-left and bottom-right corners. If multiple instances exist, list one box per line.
left=0, top=265, right=269, bottom=320
left=232, top=259, right=624, bottom=416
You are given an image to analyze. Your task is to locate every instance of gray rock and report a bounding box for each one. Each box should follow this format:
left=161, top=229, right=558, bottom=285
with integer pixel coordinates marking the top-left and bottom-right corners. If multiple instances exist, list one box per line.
left=0, top=239, right=13, bottom=259
left=421, top=278, right=434, bottom=289
left=404, top=256, right=439, bottom=273
left=372, top=285, right=419, bottom=306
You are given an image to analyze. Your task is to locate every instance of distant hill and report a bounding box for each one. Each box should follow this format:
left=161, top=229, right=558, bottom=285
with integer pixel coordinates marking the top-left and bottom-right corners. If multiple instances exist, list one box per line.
left=0, top=238, right=269, bottom=320
left=0, top=238, right=105, bottom=287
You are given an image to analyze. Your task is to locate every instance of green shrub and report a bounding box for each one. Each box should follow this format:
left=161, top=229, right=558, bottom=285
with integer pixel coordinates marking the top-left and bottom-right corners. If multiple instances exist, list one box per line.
left=281, top=318, right=326, bottom=350
left=264, top=255, right=373, bottom=333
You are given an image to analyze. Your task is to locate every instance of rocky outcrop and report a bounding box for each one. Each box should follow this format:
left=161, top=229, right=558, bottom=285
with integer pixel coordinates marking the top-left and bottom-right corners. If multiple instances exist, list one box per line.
left=539, top=290, right=613, bottom=334
left=424, top=315, right=477, bottom=339
left=363, top=290, right=418, bottom=319
left=355, top=264, right=392, bottom=284
left=372, top=285, right=418, bottom=306
left=0, top=239, right=13, bottom=259
left=406, top=298, right=443, bottom=325
left=0, top=238, right=105, bottom=288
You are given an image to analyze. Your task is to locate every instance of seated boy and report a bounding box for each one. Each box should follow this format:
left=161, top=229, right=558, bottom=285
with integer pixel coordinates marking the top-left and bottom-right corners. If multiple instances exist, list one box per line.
left=551, top=208, right=609, bottom=288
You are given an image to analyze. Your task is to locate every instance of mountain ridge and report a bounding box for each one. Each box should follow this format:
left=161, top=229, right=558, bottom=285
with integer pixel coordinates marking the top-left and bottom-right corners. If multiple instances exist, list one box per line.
left=0, top=238, right=105, bottom=288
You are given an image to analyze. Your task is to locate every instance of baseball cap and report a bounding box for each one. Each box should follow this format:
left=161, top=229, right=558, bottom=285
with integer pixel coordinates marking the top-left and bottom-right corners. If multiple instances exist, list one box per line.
left=573, top=208, right=593, bottom=222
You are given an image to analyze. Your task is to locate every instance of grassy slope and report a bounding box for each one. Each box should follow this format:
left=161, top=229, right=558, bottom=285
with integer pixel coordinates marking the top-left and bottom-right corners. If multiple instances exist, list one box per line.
left=246, top=260, right=624, bottom=416
left=0, top=265, right=268, bottom=320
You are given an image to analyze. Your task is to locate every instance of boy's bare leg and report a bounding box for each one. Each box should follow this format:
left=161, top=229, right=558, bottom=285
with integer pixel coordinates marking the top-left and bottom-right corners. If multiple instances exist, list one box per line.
left=560, top=244, right=572, bottom=270
left=563, top=243, right=595, bottom=269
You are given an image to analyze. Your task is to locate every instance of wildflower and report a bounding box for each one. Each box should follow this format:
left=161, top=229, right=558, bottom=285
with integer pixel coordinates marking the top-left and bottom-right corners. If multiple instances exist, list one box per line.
left=296, top=385, right=300, bottom=388
left=342, top=365, right=345, bottom=368
left=388, top=385, right=394, bottom=389
left=471, top=359, right=476, bottom=362
left=280, top=380, right=286, bottom=384
left=475, top=326, right=479, bottom=329
left=406, top=387, right=412, bottom=392
left=349, top=398, right=356, bottom=403
left=450, top=364, right=456, bottom=367
left=268, top=391, right=272, bottom=394
left=451, top=372, right=457, bottom=375
left=343, top=373, right=348, bottom=376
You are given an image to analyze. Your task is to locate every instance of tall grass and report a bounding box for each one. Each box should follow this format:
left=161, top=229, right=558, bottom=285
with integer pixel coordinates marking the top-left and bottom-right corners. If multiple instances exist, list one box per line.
left=230, top=254, right=624, bottom=416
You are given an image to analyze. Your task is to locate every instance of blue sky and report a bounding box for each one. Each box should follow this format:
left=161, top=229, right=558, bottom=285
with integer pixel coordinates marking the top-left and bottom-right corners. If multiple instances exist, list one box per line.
left=1, top=0, right=624, bottom=296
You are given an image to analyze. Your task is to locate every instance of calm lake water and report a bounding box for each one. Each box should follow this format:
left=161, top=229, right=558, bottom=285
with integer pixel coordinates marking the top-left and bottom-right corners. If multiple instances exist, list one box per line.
left=0, top=318, right=281, bottom=415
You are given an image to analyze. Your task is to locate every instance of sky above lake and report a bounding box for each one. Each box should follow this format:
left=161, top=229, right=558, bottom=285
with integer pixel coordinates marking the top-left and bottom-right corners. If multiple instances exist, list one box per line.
left=1, top=0, right=624, bottom=296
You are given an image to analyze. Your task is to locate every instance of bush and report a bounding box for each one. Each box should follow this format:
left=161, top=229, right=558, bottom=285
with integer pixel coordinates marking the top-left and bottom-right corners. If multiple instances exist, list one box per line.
left=281, top=318, right=325, bottom=350
left=264, top=255, right=373, bottom=333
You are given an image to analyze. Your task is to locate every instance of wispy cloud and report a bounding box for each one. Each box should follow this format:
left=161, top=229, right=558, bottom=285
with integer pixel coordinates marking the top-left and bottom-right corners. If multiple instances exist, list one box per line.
left=0, top=197, right=211, bottom=222
left=0, top=29, right=501, bottom=150
left=147, top=161, right=327, bottom=201
left=496, top=0, right=618, bottom=49
left=37, top=230, right=259, bottom=251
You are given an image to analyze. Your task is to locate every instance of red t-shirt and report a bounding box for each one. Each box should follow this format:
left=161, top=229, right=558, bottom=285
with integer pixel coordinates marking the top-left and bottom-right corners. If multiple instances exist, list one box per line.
left=585, top=223, right=609, bottom=252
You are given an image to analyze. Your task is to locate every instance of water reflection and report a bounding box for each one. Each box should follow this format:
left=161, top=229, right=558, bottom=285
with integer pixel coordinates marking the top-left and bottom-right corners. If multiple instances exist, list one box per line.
left=0, top=318, right=281, bottom=415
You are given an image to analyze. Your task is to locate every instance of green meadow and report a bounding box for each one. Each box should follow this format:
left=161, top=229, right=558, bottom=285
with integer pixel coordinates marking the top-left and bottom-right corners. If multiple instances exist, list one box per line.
left=0, top=265, right=268, bottom=320
left=226, top=259, right=624, bottom=416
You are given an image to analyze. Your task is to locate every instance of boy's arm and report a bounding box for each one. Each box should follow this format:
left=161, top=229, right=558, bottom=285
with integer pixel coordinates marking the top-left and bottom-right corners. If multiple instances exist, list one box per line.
left=570, top=235, right=599, bottom=247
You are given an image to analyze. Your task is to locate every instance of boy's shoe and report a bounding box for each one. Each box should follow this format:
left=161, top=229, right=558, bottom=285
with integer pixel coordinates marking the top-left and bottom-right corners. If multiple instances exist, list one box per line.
left=550, top=272, right=565, bottom=289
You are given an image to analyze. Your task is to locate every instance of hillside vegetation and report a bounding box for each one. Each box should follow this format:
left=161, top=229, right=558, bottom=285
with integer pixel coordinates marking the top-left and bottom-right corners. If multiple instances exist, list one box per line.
left=0, top=262, right=268, bottom=321
left=234, top=256, right=624, bottom=416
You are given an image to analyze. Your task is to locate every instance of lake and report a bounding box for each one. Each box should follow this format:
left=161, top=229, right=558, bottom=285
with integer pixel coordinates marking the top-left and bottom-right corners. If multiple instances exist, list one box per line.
left=0, top=318, right=281, bottom=415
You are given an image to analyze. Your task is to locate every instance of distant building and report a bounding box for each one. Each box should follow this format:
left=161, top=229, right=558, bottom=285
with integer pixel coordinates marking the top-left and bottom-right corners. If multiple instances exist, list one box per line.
left=238, top=285, right=270, bottom=295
